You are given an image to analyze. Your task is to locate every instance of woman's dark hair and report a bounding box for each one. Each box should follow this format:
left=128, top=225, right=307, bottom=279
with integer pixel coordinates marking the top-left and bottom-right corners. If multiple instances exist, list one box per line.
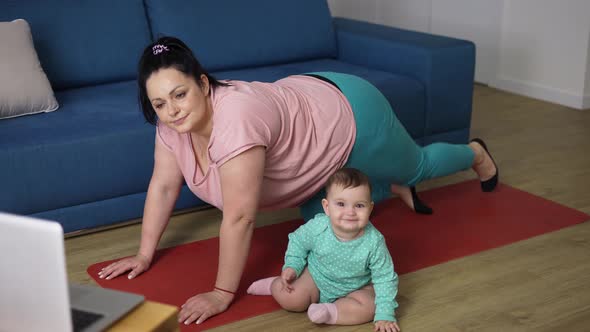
left=137, top=36, right=229, bottom=125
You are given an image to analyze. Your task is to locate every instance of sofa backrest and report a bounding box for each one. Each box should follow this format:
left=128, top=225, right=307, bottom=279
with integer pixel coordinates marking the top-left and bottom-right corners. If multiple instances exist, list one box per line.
left=145, top=0, right=338, bottom=72
left=0, top=0, right=151, bottom=90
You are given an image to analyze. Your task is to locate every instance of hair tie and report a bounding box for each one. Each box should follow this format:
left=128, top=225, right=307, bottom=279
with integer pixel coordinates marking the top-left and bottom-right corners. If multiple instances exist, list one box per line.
left=152, top=44, right=169, bottom=55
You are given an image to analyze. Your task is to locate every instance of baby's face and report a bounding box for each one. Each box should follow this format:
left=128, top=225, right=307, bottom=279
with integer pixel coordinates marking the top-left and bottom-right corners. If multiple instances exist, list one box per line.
left=322, top=184, right=374, bottom=239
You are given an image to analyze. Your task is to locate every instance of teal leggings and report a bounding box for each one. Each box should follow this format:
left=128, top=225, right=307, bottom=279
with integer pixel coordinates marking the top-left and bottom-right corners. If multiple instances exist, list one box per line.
left=299, top=72, right=475, bottom=221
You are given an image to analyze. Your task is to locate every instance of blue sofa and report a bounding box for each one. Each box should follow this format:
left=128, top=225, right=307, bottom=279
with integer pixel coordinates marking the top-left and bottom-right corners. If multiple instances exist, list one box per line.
left=0, top=0, right=475, bottom=233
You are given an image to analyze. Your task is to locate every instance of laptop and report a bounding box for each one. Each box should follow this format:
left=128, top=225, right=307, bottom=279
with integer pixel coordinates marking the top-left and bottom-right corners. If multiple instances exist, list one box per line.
left=0, top=212, right=145, bottom=332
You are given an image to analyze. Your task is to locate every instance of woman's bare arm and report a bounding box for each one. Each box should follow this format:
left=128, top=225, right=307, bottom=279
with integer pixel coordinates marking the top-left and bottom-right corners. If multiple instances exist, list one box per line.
left=176, top=146, right=265, bottom=325
left=99, top=137, right=184, bottom=279
left=216, top=145, right=266, bottom=292
left=138, top=137, right=185, bottom=261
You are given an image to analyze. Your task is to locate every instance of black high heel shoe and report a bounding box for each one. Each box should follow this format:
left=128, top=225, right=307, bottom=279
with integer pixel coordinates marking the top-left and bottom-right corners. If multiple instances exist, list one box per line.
left=470, top=138, right=499, bottom=192
left=410, top=187, right=433, bottom=215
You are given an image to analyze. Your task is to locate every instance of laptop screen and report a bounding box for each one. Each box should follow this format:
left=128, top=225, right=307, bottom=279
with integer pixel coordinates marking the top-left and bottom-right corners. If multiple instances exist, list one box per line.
left=0, top=212, right=73, bottom=332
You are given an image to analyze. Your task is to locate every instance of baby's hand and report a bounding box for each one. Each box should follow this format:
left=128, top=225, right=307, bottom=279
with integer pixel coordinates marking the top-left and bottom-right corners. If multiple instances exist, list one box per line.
left=374, top=320, right=400, bottom=332
left=280, top=268, right=297, bottom=293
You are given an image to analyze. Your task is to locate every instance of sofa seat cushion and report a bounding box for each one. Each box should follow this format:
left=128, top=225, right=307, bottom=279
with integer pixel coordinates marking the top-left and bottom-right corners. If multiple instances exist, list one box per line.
left=145, top=0, right=337, bottom=72
left=214, top=59, right=426, bottom=139
left=0, top=81, right=157, bottom=215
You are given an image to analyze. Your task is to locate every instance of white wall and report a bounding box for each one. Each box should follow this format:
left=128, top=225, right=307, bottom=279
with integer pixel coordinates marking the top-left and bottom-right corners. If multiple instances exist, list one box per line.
left=375, top=0, right=431, bottom=33
left=491, top=0, right=590, bottom=109
left=328, top=0, right=503, bottom=84
left=327, top=0, right=376, bottom=23
left=586, top=37, right=590, bottom=107
left=327, top=0, right=590, bottom=110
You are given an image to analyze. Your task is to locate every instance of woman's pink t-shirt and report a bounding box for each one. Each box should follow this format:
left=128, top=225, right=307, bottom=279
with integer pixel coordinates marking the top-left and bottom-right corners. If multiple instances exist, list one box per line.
left=156, top=75, right=356, bottom=210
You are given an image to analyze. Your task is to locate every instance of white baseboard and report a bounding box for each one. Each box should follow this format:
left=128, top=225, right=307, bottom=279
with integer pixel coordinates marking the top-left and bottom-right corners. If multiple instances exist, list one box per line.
left=489, top=76, right=589, bottom=110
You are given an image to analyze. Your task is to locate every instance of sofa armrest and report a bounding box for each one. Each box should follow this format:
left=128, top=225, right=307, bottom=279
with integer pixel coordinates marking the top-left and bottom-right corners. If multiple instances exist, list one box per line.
left=333, top=18, right=475, bottom=142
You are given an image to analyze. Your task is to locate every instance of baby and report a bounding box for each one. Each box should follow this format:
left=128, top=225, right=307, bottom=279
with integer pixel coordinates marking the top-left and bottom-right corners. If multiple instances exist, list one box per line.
left=248, top=168, right=400, bottom=331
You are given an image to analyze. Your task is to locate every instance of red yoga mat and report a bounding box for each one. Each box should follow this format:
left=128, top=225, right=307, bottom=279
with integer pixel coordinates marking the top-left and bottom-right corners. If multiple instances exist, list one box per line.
left=87, top=180, right=589, bottom=331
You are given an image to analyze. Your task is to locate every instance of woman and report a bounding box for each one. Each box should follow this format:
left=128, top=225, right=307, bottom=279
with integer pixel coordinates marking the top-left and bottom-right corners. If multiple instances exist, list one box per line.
left=98, top=37, right=497, bottom=325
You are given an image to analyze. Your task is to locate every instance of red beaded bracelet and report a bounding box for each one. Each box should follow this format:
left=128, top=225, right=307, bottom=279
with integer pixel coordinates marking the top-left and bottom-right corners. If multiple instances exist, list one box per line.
left=214, top=286, right=236, bottom=295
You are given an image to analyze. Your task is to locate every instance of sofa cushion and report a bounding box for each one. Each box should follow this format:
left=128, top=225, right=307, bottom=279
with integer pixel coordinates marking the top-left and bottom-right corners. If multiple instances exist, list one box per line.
left=0, top=0, right=151, bottom=90
left=0, top=81, right=156, bottom=215
left=30, top=187, right=202, bottom=233
left=0, top=19, right=58, bottom=119
left=214, top=59, right=426, bottom=139
left=145, top=0, right=337, bottom=72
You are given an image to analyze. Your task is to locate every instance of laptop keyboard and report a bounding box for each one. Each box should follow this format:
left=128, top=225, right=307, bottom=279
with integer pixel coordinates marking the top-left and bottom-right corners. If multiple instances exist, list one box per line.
left=71, top=308, right=104, bottom=332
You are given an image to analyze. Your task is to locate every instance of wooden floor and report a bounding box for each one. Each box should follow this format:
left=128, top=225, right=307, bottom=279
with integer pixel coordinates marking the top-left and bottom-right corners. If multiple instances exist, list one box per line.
left=66, top=84, right=590, bottom=331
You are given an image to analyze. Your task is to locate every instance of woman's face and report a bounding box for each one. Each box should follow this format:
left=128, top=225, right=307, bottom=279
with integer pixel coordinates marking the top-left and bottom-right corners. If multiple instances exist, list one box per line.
left=146, top=68, right=212, bottom=134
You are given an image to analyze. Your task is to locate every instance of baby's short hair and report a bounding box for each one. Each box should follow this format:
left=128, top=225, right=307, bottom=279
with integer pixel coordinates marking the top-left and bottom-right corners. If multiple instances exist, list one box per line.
left=325, top=168, right=372, bottom=194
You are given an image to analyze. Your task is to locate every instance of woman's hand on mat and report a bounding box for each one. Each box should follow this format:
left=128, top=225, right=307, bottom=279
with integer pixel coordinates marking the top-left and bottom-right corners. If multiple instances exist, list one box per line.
left=97, top=253, right=151, bottom=280
left=374, top=320, right=401, bottom=332
left=179, top=290, right=234, bottom=325
left=280, top=268, right=297, bottom=293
